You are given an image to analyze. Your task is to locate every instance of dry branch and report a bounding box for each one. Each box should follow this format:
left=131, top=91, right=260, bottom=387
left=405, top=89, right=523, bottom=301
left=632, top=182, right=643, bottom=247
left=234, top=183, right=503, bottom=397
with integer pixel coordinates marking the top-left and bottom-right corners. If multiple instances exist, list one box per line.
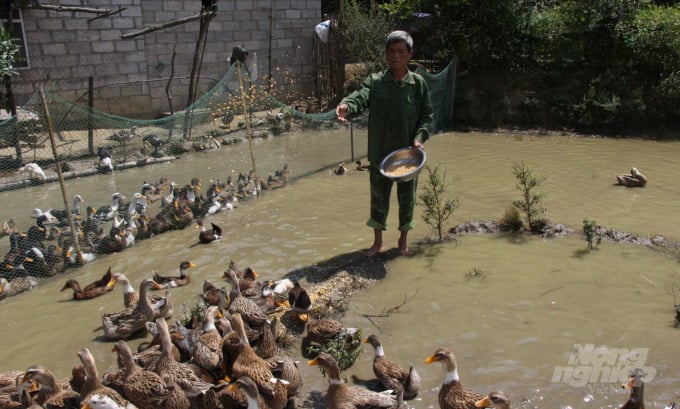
left=361, top=290, right=418, bottom=318
left=120, top=11, right=215, bottom=39
left=88, top=7, right=126, bottom=22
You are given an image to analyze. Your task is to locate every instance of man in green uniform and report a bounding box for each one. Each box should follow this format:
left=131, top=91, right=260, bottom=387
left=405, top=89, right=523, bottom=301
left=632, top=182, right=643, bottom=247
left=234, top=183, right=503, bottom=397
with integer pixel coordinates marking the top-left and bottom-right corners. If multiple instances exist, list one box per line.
left=335, top=30, right=433, bottom=257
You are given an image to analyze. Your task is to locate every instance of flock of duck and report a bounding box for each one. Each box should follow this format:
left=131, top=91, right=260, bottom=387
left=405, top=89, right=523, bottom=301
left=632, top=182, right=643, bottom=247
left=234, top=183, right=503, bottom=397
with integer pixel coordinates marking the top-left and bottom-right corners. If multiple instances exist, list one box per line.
left=0, top=165, right=290, bottom=299
left=0, top=248, right=675, bottom=409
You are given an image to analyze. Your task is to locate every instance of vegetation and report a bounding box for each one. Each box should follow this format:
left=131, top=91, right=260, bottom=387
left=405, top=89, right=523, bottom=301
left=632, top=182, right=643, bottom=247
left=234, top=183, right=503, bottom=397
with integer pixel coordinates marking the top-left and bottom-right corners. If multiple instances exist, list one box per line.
left=583, top=217, right=602, bottom=249
left=334, top=0, right=680, bottom=133
left=464, top=267, right=487, bottom=281
left=306, top=329, right=363, bottom=371
left=512, top=162, right=548, bottom=233
left=0, top=28, right=19, bottom=83
left=418, top=164, right=459, bottom=240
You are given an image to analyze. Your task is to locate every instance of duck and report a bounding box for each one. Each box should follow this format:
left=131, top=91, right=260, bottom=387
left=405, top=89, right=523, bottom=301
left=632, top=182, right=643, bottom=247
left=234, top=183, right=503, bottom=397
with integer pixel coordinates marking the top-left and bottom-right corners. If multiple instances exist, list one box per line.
left=308, top=352, right=397, bottom=409
left=151, top=318, right=215, bottom=399
left=333, top=161, right=348, bottom=175
left=112, top=340, right=172, bottom=409
left=364, top=333, right=420, bottom=401
left=229, top=313, right=277, bottom=399
left=191, top=305, right=224, bottom=376
left=202, top=279, right=229, bottom=307
left=288, top=281, right=313, bottom=321
left=197, top=220, right=222, bottom=243
left=226, top=376, right=268, bottom=409
left=81, top=394, right=132, bottom=409
left=616, top=167, right=647, bottom=187
left=224, top=268, right=269, bottom=327
left=101, top=278, right=166, bottom=341
left=61, top=277, right=116, bottom=300
left=18, top=163, right=47, bottom=182
left=425, top=347, right=485, bottom=409
left=355, top=160, right=370, bottom=171
left=61, top=266, right=116, bottom=300
left=0, top=371, right=39, bottom=408
left=97, top=146, right=114, bottom=173
left=475, top=391, right=511, bottom=409
left=620, top=368, right=646, bottom=409
left=305, top=318, right=359, bottom=347
left=76, top=348, right=127, bottom=407
left=93, top=193, right=126, bottom=222
left=0, top=218, right=16, bottom=238
left=20, top=365, right=80, bottom=408
left=152, top=260, right=196, bottom=289
left=0, top=276, right=38, bottom=299
left=49, top=194, right=85, bottom=226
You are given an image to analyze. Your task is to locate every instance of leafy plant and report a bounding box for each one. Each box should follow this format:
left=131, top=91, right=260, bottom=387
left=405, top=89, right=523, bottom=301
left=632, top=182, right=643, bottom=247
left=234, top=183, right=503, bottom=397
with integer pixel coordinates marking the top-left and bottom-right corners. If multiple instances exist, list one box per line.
left=500, top=205, right=524, bottom=231
left=418, top=165, right=459, bottom=241
left=0, top=28, right=20, bottom=81
left=180, top=299, right=207, bottom=327
left=512, top=162, right=547, bottom=233
left=306, top=329, right=363, bottom=371
left=583, top=217, right=602, bottom=249
left=340, top=0, right=393, bottom=68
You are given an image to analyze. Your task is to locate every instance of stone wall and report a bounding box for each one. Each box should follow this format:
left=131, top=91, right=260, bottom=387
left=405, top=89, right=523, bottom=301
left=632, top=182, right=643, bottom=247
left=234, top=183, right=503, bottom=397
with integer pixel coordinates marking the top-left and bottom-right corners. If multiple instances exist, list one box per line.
left=12, top=0, right=320, bottom=117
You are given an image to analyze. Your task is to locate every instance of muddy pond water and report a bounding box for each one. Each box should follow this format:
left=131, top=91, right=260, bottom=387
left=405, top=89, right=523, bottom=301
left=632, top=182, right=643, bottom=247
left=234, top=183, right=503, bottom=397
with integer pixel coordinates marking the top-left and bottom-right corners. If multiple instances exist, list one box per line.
left=1, top=128, right=679, bottom=409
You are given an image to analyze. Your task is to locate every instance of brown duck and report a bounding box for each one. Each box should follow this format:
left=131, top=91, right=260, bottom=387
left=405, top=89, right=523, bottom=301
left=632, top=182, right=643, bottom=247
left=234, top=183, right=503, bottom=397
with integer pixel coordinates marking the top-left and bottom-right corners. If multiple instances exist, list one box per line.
left=308, top=352, right=397, bottom=409
left=229, top=313, right=277, bottom=398
left=475, top=391, right=511, bottom=409
left=197, top=220, right=222, bottom=243
left=76, top=348, right=127, bottom=407
left=152, top=260, right=196, bottom=289
left=191, top=305, right=224, bottom=375
left=224, top=268, right=269, bottom=327
left=425, top=347, right=484, bottom=409
left=112, top=340, right=172, bottom=409
left=21, top=365, right=80, bottom=409
left=364, top=334, right=420, bottom=401
left=60, top=273, right=116, bottom=300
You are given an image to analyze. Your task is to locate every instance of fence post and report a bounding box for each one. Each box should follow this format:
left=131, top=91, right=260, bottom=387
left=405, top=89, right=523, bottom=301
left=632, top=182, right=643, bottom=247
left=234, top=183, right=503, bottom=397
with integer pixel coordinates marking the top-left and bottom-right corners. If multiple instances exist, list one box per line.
left=349, top=120, right=355, bottom=162
left=88, top=76, right=94, bottom=155
left=40, top=88, right=84, bottom=265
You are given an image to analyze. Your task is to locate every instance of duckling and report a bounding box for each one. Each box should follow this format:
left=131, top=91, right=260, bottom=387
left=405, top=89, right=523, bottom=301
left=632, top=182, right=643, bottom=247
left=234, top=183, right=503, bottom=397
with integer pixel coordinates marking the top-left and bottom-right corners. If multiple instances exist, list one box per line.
left=308, top=352, right=396, bottom=409
left=197, top=220, right=222, bottom=244
left=425, top=347, right=484, bottom=409
left=475, top=391, right=511, bottom=409
left=152, top=260, right=196, bottom=289
left=288, top=281, right=312, bottom=321
left=364, top=333, right=420, bottom=401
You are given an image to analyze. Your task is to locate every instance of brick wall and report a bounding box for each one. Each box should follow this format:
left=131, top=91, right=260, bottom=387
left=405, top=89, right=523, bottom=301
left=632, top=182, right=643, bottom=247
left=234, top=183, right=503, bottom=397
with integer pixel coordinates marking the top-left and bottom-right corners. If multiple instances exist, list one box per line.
left=13, top=0, right=320, bottom=117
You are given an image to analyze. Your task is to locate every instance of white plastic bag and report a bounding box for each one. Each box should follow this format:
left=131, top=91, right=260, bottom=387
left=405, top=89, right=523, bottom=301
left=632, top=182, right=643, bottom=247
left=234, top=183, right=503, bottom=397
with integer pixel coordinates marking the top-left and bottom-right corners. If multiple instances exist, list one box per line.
left=315, top=20, right=330, bottom=43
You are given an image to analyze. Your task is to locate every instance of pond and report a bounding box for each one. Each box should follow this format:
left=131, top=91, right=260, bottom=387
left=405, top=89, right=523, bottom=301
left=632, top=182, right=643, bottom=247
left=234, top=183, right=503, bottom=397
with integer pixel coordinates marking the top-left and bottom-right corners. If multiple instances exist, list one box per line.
left=0, top=129, right=679, bottom=409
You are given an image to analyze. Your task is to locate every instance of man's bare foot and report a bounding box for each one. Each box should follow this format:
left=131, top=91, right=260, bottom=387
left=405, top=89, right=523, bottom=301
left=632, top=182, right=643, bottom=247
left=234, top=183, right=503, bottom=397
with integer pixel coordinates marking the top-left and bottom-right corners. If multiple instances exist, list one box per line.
left=398, top=246, right=413, bottom=257
left=366, top=245, right=384, bottom=257
left=397, top=237, right=413, bottom=257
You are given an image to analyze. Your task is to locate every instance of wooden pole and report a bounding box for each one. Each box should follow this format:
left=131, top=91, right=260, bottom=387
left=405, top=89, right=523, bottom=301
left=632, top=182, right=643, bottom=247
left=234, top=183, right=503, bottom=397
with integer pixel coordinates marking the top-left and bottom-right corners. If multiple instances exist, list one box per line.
left=88, top=76, right=94, bottom=154
left=121, top=11, right=214, bottom=39
left=39, top=88, right=84, bottom=265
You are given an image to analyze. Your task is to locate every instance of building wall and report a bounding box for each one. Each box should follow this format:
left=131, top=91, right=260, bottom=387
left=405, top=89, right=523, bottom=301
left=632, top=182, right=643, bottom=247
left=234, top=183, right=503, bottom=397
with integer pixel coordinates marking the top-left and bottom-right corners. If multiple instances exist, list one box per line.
left=13, top=0, right=320, bottom=117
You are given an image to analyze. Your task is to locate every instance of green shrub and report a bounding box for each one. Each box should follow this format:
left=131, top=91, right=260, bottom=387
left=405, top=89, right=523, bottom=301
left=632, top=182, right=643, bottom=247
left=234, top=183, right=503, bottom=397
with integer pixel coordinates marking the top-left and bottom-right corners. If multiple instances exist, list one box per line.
left=583, top=217, right=602, bottom=249
left=512, top=162, right=547, bottom=233
left=419, top=165, right=460, bottom=241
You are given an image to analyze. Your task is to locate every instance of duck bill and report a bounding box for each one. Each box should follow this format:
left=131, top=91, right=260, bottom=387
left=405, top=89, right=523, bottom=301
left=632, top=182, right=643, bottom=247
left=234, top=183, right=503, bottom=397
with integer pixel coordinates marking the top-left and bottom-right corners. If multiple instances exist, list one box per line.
left=308, top=357, right=319, bottom=366
left=475, top=397, right=491, bottom=408
left=106, top=278, right=116, bottom=288
left=622, top=376, right=634, bottom=390
left=425, top=355, right=436, bottom=364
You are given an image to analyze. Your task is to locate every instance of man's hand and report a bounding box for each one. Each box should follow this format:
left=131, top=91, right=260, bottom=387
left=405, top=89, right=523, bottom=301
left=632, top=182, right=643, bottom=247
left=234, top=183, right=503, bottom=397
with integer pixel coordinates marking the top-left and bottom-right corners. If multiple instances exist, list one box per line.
left=335, top=104, right=349, bottom=122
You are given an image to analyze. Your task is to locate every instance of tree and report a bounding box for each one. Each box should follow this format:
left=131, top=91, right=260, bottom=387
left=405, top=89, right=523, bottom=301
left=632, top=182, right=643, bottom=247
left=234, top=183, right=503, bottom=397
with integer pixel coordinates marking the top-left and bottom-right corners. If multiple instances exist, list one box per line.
left=0, top=26, right=22, bottom=164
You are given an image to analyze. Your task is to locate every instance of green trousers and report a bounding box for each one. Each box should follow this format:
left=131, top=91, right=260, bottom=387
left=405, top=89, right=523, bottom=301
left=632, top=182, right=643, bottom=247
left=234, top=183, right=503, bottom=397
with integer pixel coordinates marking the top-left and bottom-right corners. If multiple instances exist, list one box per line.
left=367, top=166, right=417, bottom=231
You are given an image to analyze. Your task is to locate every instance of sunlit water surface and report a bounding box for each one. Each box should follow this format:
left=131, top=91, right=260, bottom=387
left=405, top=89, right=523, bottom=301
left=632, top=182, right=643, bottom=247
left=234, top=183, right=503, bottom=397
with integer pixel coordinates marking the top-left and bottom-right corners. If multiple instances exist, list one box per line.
left=1, top=130, right=679, bottom=409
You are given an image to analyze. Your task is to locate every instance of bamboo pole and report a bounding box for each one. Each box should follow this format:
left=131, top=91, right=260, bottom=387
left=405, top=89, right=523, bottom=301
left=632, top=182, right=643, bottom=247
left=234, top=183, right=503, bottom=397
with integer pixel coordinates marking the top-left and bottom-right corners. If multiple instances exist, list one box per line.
left=40, top=88, right=84, bottom=265
left=121, top=11, right=215, bottom=39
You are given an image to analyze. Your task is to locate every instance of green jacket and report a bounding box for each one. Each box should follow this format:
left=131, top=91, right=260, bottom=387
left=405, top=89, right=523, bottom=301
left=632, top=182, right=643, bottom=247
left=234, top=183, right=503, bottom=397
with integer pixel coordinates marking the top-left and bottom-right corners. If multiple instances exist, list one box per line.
left=341, top=69, right=433, bottom=165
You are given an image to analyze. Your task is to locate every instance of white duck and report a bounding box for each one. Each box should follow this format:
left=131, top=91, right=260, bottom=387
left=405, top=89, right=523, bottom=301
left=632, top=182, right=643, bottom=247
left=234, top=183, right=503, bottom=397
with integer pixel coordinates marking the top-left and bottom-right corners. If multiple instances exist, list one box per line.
left=19, top=162, right=46, bottom=182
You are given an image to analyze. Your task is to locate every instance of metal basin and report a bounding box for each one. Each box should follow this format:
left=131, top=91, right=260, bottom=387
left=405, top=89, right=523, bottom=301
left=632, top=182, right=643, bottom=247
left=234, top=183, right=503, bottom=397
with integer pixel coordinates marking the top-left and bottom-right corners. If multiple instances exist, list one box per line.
left=379, top=147, right=426, bottom=182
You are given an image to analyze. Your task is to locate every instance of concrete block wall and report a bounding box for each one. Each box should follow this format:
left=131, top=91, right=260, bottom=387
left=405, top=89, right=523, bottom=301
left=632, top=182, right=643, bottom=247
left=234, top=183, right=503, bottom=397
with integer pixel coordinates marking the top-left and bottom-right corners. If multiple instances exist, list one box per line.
left=12, top=0, right=321, bottom=117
